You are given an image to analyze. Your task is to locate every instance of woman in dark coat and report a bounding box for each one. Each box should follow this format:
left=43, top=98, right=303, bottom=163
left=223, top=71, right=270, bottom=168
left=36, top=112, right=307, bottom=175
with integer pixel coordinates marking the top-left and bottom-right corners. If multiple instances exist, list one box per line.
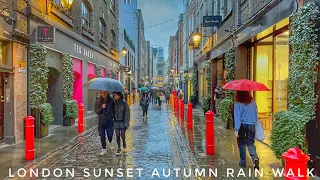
left=95, top=91, right=114, bottom=156
left=140, top=92, right=150, bottom=119
left=113, top=92, right=130, bottom=155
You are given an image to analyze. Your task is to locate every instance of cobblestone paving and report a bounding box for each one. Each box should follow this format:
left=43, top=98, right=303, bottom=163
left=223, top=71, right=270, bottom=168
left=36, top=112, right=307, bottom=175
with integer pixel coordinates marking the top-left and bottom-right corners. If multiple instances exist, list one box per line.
left=8, top=103, right=196, bottom=180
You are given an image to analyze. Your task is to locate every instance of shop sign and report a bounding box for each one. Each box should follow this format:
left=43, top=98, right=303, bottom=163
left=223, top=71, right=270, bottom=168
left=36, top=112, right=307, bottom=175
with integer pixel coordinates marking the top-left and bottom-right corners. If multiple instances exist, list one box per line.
left=203, top=16, right=222, bottom=27
left=74, top=44, right=94, bottom=59
left=37, top=26, right=55, bottom=43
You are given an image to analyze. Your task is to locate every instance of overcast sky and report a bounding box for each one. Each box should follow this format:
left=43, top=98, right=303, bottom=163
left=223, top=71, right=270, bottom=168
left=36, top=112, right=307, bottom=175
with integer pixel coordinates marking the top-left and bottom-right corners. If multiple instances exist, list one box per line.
left=137, top=0, right=184, bottom=60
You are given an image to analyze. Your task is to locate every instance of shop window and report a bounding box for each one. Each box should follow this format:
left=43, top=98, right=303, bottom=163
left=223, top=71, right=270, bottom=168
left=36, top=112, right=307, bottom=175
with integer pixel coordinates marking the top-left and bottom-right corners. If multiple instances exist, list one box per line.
left=81, top=2, right=90, bottom=27
left=275, top=31, right=289, bottom=112
left=220, top=0, right=225, bottom=18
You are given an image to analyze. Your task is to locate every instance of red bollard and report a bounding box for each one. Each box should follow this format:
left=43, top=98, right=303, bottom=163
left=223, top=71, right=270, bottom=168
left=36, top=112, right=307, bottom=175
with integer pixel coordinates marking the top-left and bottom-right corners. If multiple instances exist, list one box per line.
left=25, top=116, right=35, bottom=160
left=180, top=99, right=184, bottom=117
left=282, top=148, right=310, bottom=180
left=78, top=103, right=84, bottom=133
left=187, top=102, right=193, bottom=129
left=205, top=110, right=215, bottom=155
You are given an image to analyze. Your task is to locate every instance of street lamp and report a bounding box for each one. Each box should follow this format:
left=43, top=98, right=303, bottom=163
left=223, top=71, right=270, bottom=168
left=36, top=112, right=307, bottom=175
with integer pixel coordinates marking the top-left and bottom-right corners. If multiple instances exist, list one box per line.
left=121, top=47, right=127, bottom=56
left=192, top=31, right=202, bottom=43
left=61, top=0, right=74, bottom=10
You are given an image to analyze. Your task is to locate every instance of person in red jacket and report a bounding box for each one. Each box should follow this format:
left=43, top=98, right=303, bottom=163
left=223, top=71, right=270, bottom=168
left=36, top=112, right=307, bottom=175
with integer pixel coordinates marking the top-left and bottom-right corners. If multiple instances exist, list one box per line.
left=172, top=89, right=177, bottom=97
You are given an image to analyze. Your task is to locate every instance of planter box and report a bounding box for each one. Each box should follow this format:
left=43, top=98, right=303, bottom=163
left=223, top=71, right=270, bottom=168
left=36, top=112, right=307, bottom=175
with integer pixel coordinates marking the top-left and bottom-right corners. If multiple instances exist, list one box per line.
left=63, top=104, right=75, bottom=126
left=51, top=7, right=74, bottom=27
left=31, top=109, right=49, bottom=138
left=82, top=29, right=94, bottom=40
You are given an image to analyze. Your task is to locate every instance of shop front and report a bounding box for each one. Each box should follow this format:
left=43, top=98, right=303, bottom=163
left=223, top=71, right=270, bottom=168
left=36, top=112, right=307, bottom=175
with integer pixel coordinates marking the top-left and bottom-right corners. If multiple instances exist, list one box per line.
left=234, top=0, right=296, bottom=131
left=33, top=21, right=119, bottom=118
left=249, top=19, right=289, bottom=130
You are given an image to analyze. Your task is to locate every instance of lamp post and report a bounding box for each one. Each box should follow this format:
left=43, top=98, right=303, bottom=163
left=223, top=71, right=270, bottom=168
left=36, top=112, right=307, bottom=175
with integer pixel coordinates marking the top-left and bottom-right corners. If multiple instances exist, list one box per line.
left=121, top=47, right=127, bottom=56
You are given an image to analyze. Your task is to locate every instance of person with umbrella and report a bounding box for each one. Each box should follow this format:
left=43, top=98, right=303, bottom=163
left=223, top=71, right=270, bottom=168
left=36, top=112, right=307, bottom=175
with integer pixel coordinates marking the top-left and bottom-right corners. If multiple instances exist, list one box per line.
left=95, top=91, right=115, bottom=156
left=223, top=79, right=269, bottom=170
left=113, top=92, right=130, bottom=155
left=140, top=92, right=150, bottom=119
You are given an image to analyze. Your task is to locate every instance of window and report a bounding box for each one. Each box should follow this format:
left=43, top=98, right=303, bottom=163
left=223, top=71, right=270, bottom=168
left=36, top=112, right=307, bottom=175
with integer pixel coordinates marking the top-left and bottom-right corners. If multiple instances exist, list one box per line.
left=99, top=20, right=105, bottom=39
left=82, top=2, right=89, bottom=27
left=226, top=0, right=232, bottom=16
left=214, top=0, right=218, bottom=15
left=0, top=42, right=4, bottom=65
left=220, top=0, right=225, bottom=17
left=110, top=0, right=115, bottom=11
left=53, top=0, right=61, bottom=4
left=111, top=29, right=116, bottom=48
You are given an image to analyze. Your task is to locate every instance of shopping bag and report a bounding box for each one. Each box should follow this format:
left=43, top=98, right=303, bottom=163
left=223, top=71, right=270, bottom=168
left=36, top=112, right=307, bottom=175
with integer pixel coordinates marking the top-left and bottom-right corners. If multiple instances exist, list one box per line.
left=255, top=120, right=264, bottom=141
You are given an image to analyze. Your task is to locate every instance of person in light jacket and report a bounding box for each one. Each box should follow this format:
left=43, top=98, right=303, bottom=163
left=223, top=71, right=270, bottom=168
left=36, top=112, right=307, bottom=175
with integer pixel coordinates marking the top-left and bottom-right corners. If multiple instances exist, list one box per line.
left=113, top=92, right=130, bottom=155
left=95, top=91, right=114, bottom=156
left=234, top=90, right=259, bottom=170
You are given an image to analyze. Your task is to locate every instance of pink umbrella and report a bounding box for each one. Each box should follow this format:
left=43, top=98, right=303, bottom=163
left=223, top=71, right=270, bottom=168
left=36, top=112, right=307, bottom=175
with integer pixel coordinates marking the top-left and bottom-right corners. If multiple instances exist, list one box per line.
left=222, top=79, right=269, bottom=91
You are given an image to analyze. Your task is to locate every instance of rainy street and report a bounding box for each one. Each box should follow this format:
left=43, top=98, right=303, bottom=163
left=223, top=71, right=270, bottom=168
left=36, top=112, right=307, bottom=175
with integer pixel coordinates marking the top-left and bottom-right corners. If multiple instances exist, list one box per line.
left=5, top=102, right=285, bottom=180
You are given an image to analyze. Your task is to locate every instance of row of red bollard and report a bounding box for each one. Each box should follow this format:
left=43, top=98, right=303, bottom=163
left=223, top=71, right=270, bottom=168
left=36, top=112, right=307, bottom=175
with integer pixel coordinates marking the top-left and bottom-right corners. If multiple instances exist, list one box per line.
left=172, top=96, right=215, bottom=156
left=24, top=103, right=85, bottom=161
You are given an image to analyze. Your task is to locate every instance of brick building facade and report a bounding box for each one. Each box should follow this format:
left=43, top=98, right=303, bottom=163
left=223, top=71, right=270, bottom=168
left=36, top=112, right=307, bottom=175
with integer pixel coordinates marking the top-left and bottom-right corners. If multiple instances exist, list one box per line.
left=0, top=0, right=121, bottom=144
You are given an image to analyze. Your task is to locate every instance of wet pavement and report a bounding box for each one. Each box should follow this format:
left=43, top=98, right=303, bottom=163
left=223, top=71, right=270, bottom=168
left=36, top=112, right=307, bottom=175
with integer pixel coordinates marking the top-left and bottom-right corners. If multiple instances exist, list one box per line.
left=176, top=107, right=284, bottom=180
left=0, top=113, right=98, bottom=180
left=5, top=103, right=196, bottom=179
left=2, top=102, right=316, bottom=180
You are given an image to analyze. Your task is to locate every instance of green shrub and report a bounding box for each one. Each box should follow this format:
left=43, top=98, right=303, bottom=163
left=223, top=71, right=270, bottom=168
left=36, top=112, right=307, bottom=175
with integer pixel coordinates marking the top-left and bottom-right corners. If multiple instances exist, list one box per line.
left=271, top=111, right=308, bottom=160
left=201, top=94, right=210, bottom=113
left=64, top=100, right=78, bottom=119
left=270, top=2, right=319, bottom=160
left=39, top=103, right=54, bottom=125
left=218, top=98, right=233, bottom=123
left=30, top=45, right=48, bottom=109
left=62, top=54, right=74, bottom=102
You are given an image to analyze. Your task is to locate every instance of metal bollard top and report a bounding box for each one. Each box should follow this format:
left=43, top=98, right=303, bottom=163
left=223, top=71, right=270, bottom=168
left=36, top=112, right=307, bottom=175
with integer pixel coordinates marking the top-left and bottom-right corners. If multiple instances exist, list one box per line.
left=282, top=148, right=310, bottom=162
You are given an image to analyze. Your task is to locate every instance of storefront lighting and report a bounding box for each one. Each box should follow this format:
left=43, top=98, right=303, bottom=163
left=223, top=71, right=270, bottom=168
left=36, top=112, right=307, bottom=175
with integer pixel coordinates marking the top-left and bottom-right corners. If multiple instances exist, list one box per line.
left=61, top=0, right=73, bottom=10
left=284, top=31, right=289, bottom=35
left=121, top=47, right=127, bottom=56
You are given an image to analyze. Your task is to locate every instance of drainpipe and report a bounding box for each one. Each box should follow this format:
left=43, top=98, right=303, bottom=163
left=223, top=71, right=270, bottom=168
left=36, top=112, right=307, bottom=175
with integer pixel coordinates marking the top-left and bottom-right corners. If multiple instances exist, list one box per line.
left=27, top=0, right=31, bottom=116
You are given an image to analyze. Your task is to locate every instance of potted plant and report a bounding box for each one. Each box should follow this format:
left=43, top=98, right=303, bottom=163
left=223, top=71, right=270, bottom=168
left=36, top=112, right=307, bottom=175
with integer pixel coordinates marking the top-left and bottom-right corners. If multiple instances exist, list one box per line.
left=63, top=100, right=78, bottom=126
left=39, top=103, right=54, bottom=137
left=201, top=94, right=211, bottom=114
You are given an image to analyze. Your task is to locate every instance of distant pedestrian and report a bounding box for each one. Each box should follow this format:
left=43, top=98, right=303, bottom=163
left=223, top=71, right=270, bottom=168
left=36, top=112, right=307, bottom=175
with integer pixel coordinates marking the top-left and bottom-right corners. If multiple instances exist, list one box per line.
left=158, top=91, right=162, bottom=106
left=140, top=92, right=150, bottom=119
left=178, top=90, right=184, bottom=100
left=95, top=91, right=115, bottom=156
left=165, top=90, right=170, bottom=104
left=113, top=92, right=130, bottom=155
left=234, top=90, right=259, bottom=170
left=154, top=90, right=159, bottom=105
left=214, top=80, right=226, bottom=117
left=173, top=89, right=177, bottom=97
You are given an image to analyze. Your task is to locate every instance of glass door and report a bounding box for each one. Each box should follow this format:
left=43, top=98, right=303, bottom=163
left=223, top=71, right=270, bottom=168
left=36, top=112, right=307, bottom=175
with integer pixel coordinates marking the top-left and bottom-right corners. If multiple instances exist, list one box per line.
left=253, top=36, right=274, bottom=130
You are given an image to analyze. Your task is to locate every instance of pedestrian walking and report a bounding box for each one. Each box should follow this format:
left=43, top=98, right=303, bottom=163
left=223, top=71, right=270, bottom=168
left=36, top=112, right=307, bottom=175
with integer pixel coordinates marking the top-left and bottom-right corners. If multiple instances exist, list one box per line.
left=214, top=80, right=226, bottom=117
left=154, top=90, right=159, bottom=105
left=140, top=92, right=150, bottom=119
left=158, top=91, right=162, bottom=106
left=234, top=90, right=259, bottom=170
left=113, top=92, right=130, bottom=155
left=178, top=90, right=184, bottom=100
left=94, top=91, right=115, bottom=156
left=165, top=90, right=170, bottom=104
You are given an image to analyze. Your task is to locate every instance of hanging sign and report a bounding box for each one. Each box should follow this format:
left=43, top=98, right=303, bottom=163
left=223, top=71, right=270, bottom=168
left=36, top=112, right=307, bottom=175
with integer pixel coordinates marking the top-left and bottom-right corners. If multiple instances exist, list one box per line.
left=203, top=16, right=222, bottom=27
left=37, top=26, right=55, bottom=43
